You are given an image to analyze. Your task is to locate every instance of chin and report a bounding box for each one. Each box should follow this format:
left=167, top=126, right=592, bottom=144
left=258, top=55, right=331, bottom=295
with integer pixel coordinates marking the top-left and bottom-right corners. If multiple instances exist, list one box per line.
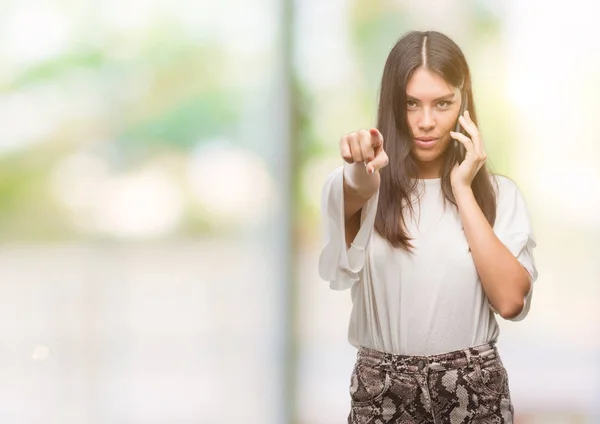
left=412, top=149, right=443, bottom=163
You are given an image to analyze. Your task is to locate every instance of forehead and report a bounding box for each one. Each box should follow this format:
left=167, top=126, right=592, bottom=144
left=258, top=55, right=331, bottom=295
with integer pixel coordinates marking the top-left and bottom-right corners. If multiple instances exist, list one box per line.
left=406, top=67, right=458, bottom=99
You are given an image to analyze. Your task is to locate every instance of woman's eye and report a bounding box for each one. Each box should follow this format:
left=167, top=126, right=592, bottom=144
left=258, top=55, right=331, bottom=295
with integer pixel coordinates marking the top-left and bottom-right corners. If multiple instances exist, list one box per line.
left=438, top=101, right=453, bottom=109
left=407, top=101, right=417, bottom=108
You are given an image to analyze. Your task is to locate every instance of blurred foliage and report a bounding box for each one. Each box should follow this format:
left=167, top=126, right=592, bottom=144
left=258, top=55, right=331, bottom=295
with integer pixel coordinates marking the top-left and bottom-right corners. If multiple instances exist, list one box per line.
left=120, top=90, right=239, bottom=158
left=350, top=2, right=410, bottom=97
left=0, top=147, right=75, bottom=241
left=8, top=50, right=107, bottom=89
left=295, top=79, right=323, bottom=172
left=5, top=33, right=239, bottom=159
left=0, top=21, right=241, bottom=240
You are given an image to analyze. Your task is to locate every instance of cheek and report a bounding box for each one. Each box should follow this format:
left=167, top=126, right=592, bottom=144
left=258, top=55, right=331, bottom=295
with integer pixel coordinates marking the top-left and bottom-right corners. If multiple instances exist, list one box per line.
left=439, top=112, right=459, bottom=132
left=439, top=116, right=458, bottom=148
left=439, top=133, right=453, bottom=149
left=406, top=115, right=418, bottom=135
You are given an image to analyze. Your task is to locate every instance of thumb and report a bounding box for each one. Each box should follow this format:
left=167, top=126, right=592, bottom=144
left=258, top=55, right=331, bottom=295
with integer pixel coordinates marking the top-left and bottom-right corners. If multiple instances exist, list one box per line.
left=366, top=151, right=389, bottom=174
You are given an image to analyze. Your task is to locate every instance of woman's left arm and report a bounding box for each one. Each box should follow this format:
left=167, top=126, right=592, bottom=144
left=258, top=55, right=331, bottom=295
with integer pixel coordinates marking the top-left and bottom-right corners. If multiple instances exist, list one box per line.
left=450, top=111, right=531, bottom=319
left=453, top=186, right=531, bottom=319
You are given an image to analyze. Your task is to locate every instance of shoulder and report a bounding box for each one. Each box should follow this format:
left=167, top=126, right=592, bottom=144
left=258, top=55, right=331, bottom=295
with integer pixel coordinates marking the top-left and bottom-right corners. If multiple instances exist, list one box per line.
left=490, top=173, right=522, bottom=198
left=489, top=173, right=530, bottom=215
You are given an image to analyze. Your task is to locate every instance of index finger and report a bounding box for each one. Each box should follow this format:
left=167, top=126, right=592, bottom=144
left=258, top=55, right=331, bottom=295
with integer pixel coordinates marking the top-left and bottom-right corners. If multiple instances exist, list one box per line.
left=458, top=113, right=479, bottom=138
left=369, top=128, right=383, bottom=148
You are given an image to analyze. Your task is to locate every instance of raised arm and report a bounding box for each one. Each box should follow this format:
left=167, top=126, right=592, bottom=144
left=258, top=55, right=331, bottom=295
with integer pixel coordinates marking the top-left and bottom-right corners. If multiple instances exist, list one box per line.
left=339, top=128, right=388, bottom=246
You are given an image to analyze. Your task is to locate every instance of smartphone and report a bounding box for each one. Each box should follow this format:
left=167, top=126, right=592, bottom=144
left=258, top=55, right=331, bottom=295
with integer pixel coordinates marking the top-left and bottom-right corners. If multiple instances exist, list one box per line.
left=454, top=93, right=468, bottom=163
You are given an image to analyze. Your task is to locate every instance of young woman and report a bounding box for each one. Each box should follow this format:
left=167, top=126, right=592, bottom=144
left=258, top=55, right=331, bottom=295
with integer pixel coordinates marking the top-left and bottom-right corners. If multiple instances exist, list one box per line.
left=318, top=31, right=538, bottom=423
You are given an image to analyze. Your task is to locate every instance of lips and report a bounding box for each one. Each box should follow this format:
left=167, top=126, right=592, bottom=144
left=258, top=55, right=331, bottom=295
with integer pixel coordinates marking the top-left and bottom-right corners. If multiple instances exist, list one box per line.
left=414, top=137, right=439, bottom=149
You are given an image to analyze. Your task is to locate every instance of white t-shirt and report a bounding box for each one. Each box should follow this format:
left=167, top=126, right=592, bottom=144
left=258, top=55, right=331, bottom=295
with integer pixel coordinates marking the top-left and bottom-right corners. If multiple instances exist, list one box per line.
left=318, top=166, right=538, bottom=356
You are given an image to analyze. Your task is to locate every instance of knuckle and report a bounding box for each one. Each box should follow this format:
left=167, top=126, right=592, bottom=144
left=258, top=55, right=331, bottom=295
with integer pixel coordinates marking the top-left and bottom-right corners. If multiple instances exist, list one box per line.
left=343, top=156, right=353, bottom=163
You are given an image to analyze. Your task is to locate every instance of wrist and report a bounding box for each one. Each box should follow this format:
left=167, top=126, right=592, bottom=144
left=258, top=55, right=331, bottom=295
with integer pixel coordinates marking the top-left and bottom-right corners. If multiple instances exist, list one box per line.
left=452, top=184, right=473, bottom=199
left=343, top=162, right=379, bottom=196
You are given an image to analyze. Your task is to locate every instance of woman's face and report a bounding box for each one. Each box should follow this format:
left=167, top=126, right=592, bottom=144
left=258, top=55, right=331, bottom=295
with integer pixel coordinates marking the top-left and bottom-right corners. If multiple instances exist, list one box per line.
left=405, top=67, right=463, bottom=177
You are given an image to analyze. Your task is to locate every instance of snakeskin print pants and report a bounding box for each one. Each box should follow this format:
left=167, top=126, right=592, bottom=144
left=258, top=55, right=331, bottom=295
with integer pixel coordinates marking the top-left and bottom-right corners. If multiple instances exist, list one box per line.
left=348, top=342, right=514, bottom=423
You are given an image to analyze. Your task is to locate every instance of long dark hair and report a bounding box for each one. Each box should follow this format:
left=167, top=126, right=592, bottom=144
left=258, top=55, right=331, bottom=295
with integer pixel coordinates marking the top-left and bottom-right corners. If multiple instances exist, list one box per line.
left=374, top=31, right=497, bottom=251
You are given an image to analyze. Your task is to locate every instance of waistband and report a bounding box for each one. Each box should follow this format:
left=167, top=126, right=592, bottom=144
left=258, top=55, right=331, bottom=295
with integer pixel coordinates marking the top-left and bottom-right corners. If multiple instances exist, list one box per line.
left=357, top=341, right=500, bottom=374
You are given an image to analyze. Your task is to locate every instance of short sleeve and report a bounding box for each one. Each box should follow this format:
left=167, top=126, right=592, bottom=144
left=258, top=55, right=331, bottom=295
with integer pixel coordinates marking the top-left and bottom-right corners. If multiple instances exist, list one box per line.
left=490, top=175, right=538, bottom=321
left=318, top=166, right=379, bottom=290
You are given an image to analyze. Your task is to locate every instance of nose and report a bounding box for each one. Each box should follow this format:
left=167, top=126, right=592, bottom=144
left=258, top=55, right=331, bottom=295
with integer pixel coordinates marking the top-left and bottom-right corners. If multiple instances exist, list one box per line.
left=418, top=110, right=435, bottom=131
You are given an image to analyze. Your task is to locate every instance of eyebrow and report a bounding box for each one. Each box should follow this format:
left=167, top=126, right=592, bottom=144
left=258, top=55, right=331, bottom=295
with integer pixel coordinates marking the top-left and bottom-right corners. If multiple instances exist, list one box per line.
left=406, top=93, right=456, bottom=102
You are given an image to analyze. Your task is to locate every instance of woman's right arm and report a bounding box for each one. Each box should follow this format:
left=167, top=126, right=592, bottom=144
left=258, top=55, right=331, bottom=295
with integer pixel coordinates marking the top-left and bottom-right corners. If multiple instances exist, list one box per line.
left=340, top=128, right=388, bottom=247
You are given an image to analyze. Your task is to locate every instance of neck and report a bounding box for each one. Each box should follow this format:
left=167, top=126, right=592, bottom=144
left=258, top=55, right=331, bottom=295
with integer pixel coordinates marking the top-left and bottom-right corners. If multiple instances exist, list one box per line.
left=415, top=157, right=444, bottom=179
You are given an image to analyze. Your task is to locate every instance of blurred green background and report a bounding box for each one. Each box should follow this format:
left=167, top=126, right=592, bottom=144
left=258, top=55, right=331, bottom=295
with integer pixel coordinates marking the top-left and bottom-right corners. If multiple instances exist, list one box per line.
left=0, top=0, right=598, bottom=423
